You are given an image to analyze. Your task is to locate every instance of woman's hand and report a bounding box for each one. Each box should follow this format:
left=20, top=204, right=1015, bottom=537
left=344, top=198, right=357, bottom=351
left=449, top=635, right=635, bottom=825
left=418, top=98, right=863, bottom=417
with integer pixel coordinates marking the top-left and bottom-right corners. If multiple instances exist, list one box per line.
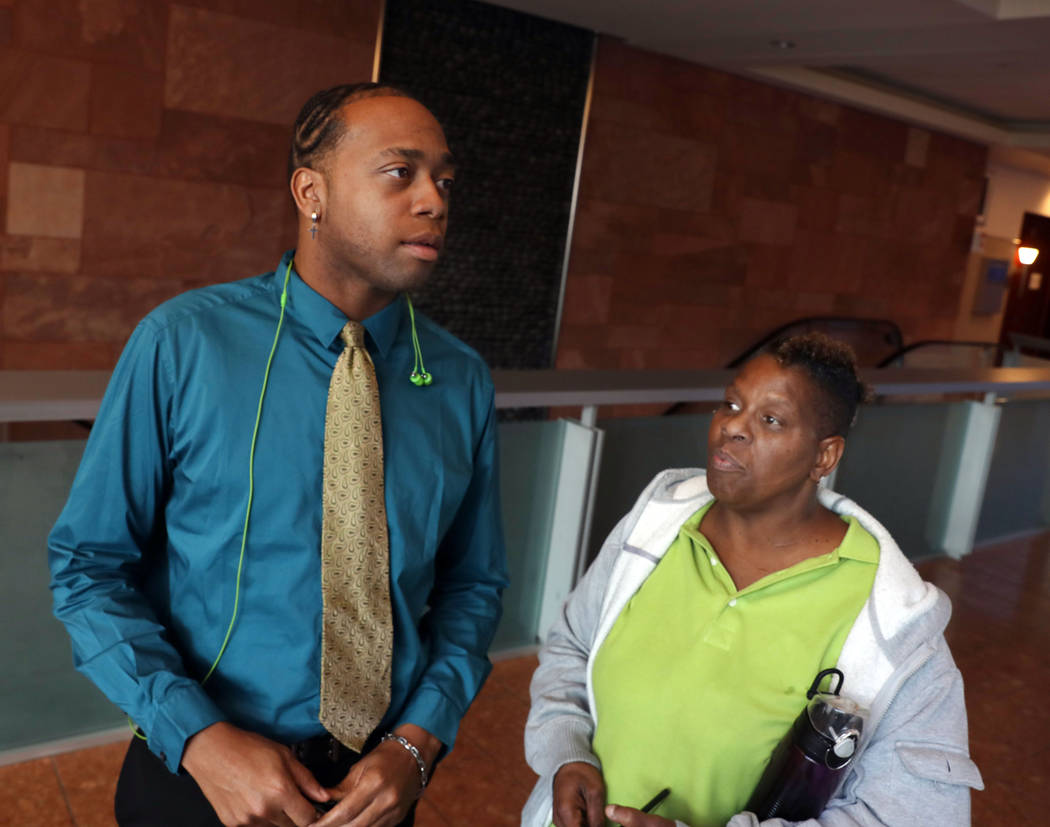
left=552, top=762, right=606, bottom=827
left=604, top=803, right=676, bottom=827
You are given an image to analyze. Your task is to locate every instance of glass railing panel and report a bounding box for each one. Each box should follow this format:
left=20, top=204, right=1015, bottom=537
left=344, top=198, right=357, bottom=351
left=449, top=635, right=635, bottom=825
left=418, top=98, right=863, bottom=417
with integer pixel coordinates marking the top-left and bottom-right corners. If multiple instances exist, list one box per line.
left=0, top=419, right=569, bottom=752
left=0, top=440, right=124, bottom=752
left=492, top=419, right=567, bottom=650
left=976, top=397, right=1050, bottom=543
left=587, top=413, right=713, bottom=564
left=834, top=402, right=957, bottom=560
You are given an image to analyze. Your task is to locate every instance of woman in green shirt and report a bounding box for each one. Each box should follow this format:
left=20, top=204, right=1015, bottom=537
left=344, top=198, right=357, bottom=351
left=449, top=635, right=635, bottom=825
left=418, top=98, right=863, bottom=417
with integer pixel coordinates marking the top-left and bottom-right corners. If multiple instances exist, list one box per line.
left=523, top=334, right=981, bottom=827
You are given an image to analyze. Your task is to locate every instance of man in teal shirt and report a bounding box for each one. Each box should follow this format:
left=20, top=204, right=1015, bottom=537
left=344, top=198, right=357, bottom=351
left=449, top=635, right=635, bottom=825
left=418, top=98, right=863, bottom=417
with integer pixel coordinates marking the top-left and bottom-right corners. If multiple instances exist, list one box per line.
left=49, top=84, right=507, bottom=827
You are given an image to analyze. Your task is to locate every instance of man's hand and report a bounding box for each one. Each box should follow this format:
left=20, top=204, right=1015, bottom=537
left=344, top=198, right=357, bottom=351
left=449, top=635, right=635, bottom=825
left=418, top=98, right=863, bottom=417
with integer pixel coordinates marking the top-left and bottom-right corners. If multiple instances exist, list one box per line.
left=181, top=721, right=328, bottom=827
left=311, top=724, right=441, bottom=827
left=552, top=762, right=606, bottom=827
left=603, top=805, right=675, bottom=827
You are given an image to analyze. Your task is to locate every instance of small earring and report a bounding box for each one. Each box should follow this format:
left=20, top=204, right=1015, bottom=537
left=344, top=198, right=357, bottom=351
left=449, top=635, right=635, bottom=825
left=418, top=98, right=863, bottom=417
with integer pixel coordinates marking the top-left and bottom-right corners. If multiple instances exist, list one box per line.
left=309, top=210, right=319, bottom=239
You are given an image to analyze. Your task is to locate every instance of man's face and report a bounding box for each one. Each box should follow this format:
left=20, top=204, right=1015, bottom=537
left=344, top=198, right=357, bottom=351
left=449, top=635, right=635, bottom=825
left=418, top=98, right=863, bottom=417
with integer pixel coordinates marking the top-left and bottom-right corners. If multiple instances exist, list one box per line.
left=316, top=95, right=454, bottom=296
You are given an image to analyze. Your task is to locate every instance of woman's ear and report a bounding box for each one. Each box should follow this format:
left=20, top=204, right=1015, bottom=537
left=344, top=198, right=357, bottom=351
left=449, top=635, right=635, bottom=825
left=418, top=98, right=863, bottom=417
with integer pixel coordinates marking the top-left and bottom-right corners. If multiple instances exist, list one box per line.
left=290, top=166, right=325, bottom=222
left=812, top=435, right=845, bottom=482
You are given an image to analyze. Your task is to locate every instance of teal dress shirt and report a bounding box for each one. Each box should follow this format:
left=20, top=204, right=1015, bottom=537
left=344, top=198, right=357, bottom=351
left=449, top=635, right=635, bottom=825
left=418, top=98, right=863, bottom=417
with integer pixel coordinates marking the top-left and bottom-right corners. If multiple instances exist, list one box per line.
left=48, top=251, right=508, bottom=772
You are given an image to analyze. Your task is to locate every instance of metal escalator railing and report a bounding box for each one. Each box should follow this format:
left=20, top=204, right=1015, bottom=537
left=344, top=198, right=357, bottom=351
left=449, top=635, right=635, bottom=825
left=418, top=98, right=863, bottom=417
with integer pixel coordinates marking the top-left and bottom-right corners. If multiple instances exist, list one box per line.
left=725, top=317, right=904, bottom=369
left=877, top=340, right=1005, bottom=369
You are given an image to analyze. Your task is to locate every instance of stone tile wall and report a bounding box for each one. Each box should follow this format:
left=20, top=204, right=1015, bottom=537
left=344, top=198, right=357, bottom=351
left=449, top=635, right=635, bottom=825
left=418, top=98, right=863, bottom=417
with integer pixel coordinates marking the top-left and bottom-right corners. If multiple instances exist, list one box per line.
left=0, top=0, right=379, bottom=371
left=3, top=5, right=989, bottom=384
left=557, top=38, right=989, bottom=372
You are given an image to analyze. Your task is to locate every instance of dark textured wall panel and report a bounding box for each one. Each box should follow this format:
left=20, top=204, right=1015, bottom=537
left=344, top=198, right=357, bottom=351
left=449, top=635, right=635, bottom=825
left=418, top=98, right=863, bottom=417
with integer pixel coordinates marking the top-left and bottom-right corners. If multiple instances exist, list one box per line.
left=380, top=0, right=592, bottom=370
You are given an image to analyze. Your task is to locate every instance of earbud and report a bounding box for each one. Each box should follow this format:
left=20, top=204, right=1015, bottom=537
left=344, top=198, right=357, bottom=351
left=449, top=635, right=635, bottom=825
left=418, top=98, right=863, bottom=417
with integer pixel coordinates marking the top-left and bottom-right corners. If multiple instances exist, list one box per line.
left=405, top=296, right=433, bottom=388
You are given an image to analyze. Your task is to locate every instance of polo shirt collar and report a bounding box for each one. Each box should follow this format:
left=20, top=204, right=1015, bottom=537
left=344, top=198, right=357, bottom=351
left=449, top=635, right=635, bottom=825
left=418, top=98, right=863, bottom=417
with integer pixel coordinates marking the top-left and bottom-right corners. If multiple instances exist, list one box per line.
left=274, top=250, right=405, bottom=358
left=685, top=503, right=879, bottom=568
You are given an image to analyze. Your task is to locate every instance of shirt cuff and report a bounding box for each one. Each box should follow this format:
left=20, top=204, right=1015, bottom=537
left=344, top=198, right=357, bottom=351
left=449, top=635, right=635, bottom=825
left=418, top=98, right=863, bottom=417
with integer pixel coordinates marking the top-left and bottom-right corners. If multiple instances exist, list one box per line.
left=146, top=683, right=227, bottom=773
left=395, top=686, right=464, bottom=752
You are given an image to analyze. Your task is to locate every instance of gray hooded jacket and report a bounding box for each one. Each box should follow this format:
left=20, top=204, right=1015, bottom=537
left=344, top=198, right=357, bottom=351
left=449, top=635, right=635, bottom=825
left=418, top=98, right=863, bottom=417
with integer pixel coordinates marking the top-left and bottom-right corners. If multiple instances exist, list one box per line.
left=523, top=469, right=983, bottom=827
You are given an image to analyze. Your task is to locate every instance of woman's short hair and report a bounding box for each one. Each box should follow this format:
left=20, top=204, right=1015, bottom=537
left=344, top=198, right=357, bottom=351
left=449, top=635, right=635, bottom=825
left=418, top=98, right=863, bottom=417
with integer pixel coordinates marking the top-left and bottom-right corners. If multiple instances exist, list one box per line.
left=288, top=82, right=415, bottom=181
left=770, top=332, right=871, bottom=438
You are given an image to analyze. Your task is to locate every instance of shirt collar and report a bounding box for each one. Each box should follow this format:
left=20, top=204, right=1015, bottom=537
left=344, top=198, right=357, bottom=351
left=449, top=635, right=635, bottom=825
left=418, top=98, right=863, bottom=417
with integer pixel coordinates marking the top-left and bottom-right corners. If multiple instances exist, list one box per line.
left=836, top=516, right=880, bottom=564
left=274, top=250, right=406, bottom=358
left=684, top=504, right=878, bottom=565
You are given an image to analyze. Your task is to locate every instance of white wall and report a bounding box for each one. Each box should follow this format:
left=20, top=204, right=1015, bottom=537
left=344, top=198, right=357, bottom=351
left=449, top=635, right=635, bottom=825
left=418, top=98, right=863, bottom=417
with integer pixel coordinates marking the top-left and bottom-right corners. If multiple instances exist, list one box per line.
left=984, top=164, right=1050, bottom=240
left=954, top=163, right=1050, bottom=342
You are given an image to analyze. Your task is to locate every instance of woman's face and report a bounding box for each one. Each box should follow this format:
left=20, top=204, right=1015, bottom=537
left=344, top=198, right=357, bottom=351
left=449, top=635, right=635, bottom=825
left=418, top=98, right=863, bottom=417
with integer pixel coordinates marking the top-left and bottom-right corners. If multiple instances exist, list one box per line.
left=707, top=354, right=828, bottom=511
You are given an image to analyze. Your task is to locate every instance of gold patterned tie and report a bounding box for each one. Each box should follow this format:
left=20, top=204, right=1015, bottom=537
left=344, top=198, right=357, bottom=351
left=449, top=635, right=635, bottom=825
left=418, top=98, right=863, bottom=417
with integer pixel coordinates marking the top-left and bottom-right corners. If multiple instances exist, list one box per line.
left=319, top=321, right=393, bottom=751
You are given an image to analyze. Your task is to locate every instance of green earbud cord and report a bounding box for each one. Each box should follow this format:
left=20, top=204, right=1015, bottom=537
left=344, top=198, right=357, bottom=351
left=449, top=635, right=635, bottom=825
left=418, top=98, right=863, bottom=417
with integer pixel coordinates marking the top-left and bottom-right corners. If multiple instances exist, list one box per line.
left=128, top=258, right=294, bottom=743
left=406, top=296, right=431, bottom=386
left=129, top=261, right=428, bottom=743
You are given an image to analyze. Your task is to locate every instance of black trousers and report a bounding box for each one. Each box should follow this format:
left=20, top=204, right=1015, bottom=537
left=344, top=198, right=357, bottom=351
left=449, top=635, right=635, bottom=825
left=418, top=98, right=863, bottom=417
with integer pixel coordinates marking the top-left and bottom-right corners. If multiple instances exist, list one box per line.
left=114, top=734, right=417, bottom=826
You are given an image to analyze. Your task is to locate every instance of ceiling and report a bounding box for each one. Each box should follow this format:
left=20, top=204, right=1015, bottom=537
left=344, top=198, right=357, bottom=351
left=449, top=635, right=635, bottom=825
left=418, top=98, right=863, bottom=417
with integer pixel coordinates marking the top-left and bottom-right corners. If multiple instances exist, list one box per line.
left=486, top=0, right=1050, bottom=174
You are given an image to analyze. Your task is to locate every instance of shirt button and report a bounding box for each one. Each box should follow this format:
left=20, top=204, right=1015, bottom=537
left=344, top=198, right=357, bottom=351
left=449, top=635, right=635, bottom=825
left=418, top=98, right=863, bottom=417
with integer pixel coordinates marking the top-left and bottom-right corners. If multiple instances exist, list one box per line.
left=728, top=599, right=738, bottom=607
left=710, top=557, right=719, bottom=567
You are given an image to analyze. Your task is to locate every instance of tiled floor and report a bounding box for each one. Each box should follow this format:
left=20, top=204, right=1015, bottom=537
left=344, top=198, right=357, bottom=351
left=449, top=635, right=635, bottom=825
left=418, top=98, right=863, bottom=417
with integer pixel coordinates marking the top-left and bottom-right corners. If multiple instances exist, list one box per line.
left=3, top=533, right=1048, bottom=826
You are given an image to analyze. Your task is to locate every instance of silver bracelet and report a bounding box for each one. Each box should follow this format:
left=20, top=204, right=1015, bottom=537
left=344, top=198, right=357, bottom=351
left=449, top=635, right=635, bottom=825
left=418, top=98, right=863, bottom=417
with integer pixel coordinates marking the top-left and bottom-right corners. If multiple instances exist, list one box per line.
left=381, top=733, right=429, bottom=792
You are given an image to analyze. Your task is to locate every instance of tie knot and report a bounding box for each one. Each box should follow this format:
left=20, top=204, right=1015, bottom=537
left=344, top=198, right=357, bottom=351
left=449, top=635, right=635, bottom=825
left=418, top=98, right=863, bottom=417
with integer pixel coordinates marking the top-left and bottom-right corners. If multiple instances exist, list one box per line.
left=340, top=321, right=366, bottom=349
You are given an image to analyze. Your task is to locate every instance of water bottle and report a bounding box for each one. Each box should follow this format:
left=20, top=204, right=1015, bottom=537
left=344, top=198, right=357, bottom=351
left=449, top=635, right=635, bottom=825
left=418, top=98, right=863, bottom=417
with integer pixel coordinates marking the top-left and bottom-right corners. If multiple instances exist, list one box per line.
left=746, top=668, right=867, bottom=821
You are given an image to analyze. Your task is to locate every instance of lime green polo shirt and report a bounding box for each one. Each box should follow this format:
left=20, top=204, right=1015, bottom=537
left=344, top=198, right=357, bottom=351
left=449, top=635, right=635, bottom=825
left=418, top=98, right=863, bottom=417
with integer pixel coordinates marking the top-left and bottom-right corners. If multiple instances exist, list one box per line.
left=590, top=502, right=879, bottom=826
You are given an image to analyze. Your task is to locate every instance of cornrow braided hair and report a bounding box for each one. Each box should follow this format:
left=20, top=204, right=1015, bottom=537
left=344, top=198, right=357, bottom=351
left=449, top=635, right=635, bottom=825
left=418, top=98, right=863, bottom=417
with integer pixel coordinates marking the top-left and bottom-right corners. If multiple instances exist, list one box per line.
left=770, top=332, right=872, bottom=438
left=287, top=83, right=414, bottom=181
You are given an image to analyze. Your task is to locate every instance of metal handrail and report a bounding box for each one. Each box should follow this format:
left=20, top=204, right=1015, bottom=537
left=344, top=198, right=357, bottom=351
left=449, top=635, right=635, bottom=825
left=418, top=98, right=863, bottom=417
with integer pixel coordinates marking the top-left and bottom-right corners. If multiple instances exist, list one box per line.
left=876, top=340, right=1006, bottom=368
left=5, top=366, right=1050, bottom=424
left=491, top=366, right=1050, bottom=411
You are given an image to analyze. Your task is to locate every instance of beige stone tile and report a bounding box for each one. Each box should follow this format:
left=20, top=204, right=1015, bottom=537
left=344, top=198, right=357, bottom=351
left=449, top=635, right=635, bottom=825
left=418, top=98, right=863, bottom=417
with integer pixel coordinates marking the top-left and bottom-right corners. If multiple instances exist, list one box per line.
left=164, top=5, right=373, bottom=126
left=6, top=163, right=85, bottom=240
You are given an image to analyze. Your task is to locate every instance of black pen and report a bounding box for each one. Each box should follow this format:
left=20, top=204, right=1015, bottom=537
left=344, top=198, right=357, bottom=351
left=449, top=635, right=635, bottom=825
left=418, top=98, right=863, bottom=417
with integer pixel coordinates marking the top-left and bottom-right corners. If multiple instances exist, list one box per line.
left=640, top=787, right=671, bottom=814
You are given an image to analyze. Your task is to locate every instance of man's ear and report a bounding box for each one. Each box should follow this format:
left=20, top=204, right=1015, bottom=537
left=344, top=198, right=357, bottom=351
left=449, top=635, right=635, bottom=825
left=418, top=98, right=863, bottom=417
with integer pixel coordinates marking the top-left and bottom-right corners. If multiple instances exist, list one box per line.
left=811, top=434, right=845, bottom=482
left=290, top=166, right=325, bottom=222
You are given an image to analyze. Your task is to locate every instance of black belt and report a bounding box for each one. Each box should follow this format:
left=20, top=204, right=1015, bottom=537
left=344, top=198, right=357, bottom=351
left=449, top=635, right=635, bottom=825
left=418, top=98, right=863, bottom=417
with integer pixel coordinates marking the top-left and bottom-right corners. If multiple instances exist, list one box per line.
left=291, top=732, right=357, bottom=765
left=289, top=732, right=362, bottom=790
